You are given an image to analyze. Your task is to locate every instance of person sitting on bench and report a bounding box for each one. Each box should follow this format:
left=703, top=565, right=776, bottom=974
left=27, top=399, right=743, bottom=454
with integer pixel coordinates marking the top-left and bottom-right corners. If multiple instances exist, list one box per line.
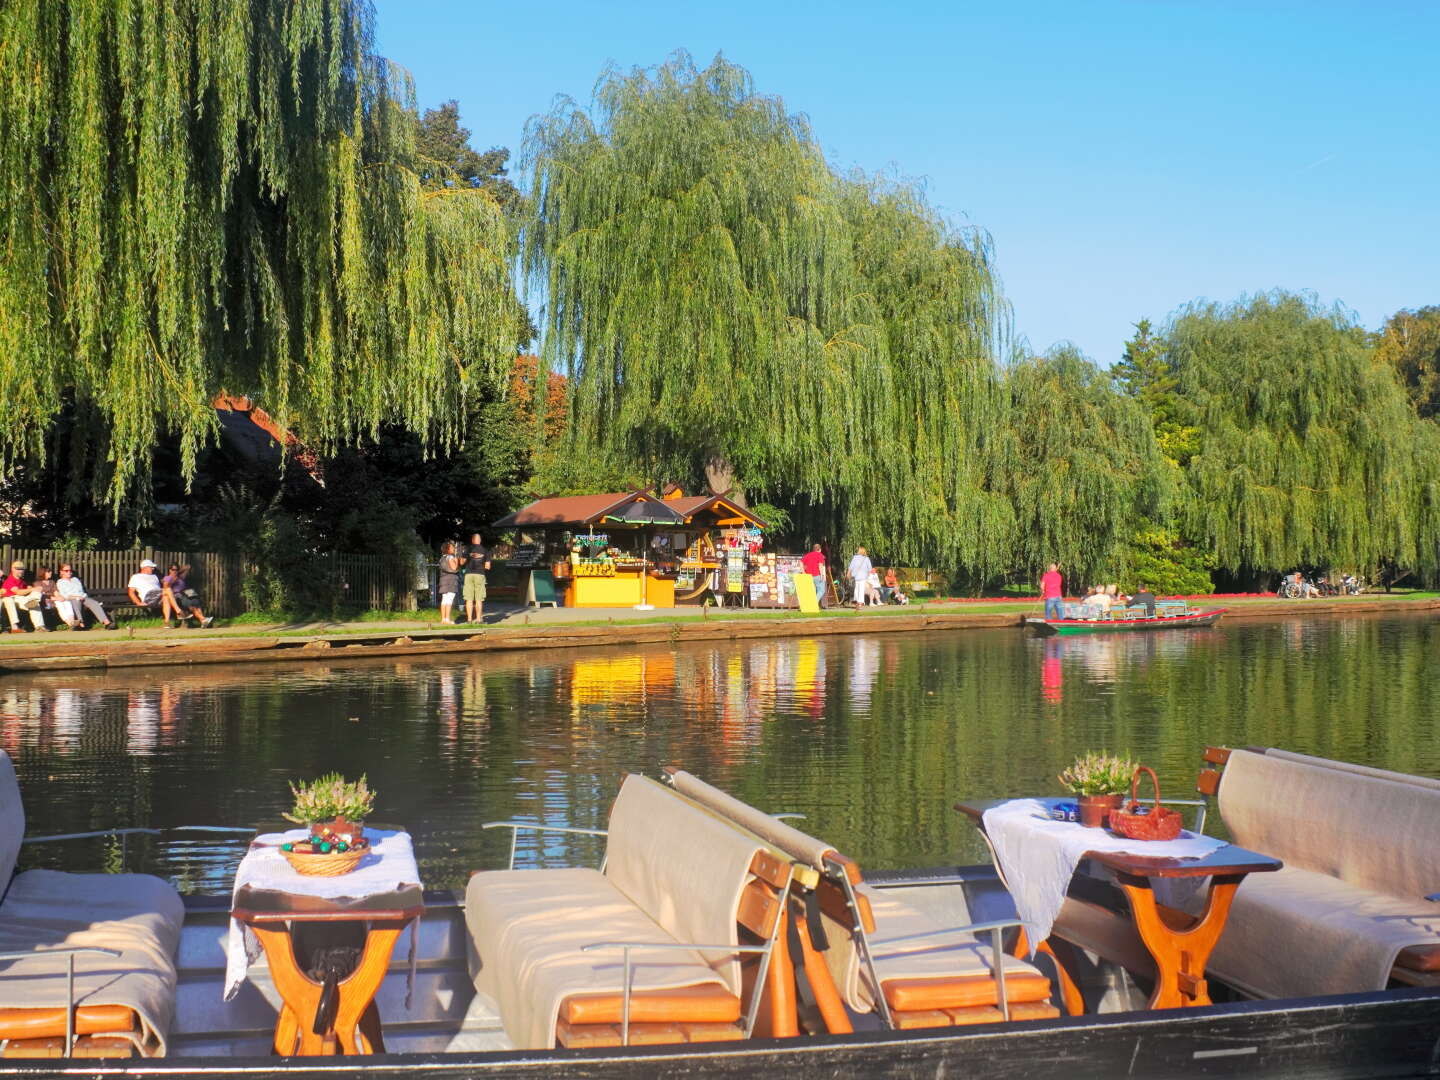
left=161, top=564, right=213, bottom=628
left=2, top=561, right=45, bottom=633
left=55, top=564, right=118, bottom=629
left=126, top=559, right=166, bottom=619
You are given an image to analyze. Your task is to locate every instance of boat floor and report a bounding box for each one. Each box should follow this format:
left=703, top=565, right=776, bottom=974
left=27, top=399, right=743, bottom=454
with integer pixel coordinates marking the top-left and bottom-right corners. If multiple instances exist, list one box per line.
left=170, top=865, right=1151, bottom=1058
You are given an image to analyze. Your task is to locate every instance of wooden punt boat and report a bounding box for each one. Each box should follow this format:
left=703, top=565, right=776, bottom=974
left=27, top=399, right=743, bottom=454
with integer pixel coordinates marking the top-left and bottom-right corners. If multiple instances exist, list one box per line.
left=5, top=865, right=1437, bottom=1079
left=1026, top=608, right=1226, bottom=636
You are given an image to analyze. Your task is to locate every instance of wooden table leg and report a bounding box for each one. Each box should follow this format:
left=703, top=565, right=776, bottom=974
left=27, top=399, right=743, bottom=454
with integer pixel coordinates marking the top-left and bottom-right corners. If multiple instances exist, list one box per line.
left=1116, top=873, right=1243, bottom=1010
left=250, top=924, right=328, bottom=1056
left=332, top=919, right=410, bottom=1055
left=250, top=918, right=412, bottom=1056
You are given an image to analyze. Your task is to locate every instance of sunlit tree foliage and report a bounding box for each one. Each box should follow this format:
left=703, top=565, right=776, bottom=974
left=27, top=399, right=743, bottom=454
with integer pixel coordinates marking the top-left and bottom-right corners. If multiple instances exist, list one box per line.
left=0, top=0, right=518, bottom=512
left=1165, top=292, right=1440, bottom=577
left=522, top=52, right=1013, bottom=571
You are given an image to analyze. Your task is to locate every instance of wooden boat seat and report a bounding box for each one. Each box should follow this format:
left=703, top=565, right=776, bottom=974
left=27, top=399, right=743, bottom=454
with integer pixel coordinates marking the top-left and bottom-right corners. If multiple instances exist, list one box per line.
left=663, top=768, right=1060, bottom=1031
left=1197, top=746, right=1440, bottom=999
left=0, top=751, right=183, bottom=1059
left=466, top=776, right=791, bottom=1050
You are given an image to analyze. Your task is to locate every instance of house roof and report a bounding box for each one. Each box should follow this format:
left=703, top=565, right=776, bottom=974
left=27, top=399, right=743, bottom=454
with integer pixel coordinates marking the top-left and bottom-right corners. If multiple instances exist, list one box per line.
left=495, top=490, right=768, bottom=530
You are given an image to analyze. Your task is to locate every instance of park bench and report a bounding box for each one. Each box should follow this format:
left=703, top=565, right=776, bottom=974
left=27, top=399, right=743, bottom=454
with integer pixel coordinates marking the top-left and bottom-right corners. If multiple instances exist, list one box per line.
left=465, top=774, right=796, bottom=1050
left=0, top=750, right=184, bottom=1057
left=664, top=768, right=1060, bottom=1031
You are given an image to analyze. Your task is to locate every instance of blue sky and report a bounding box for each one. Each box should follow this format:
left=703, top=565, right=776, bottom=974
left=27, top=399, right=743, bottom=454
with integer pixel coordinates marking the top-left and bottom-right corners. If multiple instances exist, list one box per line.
left=372, top=0, right=1439, bottom=365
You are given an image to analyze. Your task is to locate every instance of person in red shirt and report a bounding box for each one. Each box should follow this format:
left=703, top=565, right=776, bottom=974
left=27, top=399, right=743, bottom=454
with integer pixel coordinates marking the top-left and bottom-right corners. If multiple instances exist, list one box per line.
left=2, top=561, right=44, bottom=633
left=800, top=544, right=827, bottom=608
left=1040, top=563, right=1064, bottom=620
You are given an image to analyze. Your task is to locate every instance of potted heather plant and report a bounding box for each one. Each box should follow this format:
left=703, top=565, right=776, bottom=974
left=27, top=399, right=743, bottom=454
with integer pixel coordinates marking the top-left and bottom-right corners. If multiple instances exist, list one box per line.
left=283, top=773, right=375, bottom=843
left=1059, top=751, right=1137, bottom=828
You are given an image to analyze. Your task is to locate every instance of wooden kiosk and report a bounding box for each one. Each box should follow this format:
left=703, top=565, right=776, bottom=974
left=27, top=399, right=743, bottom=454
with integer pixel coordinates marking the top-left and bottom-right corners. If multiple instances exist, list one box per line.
left=493, top=489, right=767, bottom=608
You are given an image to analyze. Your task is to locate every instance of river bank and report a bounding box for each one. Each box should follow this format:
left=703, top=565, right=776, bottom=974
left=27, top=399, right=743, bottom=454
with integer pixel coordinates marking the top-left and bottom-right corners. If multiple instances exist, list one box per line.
left=0, top=593, right=1435, bottom=674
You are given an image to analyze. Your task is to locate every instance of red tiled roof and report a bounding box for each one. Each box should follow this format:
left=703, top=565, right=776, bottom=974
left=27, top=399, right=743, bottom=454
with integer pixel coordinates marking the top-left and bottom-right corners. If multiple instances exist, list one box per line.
left=495, top=490, right=769, bottom=530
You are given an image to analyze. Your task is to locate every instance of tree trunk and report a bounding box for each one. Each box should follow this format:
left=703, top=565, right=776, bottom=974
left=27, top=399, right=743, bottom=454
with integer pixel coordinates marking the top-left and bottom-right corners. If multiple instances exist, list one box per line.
left=704, top=455, right=745, bottom=506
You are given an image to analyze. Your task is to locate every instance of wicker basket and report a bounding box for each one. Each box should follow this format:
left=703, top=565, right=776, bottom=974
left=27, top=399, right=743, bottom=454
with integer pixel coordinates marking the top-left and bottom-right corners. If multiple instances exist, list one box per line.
left=281, top=840, right=366, bottom=877
left=1109, top=766, right=1183, bottom=841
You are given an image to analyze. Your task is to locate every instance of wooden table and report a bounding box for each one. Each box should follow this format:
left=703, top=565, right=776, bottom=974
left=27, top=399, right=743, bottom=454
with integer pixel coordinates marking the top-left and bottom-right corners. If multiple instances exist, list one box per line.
left=232, top=892, right=422, bottom=1056
left=956, top=798, right=1281, bottom=1010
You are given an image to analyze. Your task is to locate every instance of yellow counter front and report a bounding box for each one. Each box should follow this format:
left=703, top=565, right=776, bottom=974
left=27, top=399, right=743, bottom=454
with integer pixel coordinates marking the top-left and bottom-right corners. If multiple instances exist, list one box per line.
left=564, top=566, right=676, bottom=608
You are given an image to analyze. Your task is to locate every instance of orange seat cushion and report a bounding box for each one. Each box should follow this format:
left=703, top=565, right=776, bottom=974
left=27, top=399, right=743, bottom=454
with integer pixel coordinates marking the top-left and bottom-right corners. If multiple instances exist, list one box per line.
left=891, top=1001, right=1060, bottom=1029
left=556, top=1018, right=745, bottom=1048
left=882, top=971, right=1053, bottom=1012
left=0, top=1005, right=139, bottom=1041
left=560, top=983, right=741, bottom=1025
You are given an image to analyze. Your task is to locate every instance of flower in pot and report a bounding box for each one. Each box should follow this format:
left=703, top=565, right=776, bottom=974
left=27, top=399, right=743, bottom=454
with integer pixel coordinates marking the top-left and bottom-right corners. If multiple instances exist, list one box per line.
left=1059, top=751, right=1137, bottom=828
left=283, top=772, right=375, bottom=848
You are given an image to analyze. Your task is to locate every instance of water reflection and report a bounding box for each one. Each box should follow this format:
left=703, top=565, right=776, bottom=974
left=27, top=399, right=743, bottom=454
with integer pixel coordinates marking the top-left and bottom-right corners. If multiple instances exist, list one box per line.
left=2, top=614, right=1437, bottom=893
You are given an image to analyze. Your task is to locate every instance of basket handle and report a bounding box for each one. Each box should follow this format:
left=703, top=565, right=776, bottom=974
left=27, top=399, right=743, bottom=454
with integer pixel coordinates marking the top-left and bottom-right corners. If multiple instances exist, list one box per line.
left=1128, top=765, right=1162, bottom=810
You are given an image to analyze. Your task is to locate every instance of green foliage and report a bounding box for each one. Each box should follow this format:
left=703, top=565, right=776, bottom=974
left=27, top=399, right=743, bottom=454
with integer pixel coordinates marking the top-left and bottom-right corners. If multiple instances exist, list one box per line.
left=1114, top=319, right=1200, bottom=467
left=999, top=347, right=1171, bottom=585
left=522, top=53, right=1010, bottom=573
left=1058, top=750, right=1138, bottom=796
left=284, top=773, right=376, bottom=825
left=748, top=502, right=793, bottom=535
left=1165, top=292, right=1440, bottom=577
left=0, top=0, right=518, bottom=513
left=416, top=101, right=524, bottom=215
left=1112, top=522, right=1216, bottom=595
left=1373, top=307, right=1440, bottom=420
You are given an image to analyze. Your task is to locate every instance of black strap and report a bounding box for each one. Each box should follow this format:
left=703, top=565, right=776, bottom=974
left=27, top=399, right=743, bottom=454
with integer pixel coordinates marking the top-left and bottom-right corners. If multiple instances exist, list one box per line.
left=804, top=890, right=830, bottom=951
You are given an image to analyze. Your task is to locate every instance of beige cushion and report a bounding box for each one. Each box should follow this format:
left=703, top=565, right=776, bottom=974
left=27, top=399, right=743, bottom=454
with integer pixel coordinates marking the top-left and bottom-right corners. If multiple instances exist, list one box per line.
left=1265, top=749, right=1440, bottom=792
left=466, top=867, right=731, bottom=1051
left=0, top=869, right=183, bottom=1056
left=601, top=775, right=764, bottom=993
left=821, top=883, right=1045, bottom=1013
left=1220, top=750, right=1440, bottom=899
left=666, top=769, right=836, bottom=870
left=0, top=751, right=24, bottom=897
left=1208, top=865, right=1440, bottom=999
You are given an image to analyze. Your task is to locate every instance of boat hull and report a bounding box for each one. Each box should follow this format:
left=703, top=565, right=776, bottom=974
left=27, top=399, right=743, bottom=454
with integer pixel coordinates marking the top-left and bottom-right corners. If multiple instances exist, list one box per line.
left=10, top=987, right=1440, bottom=1079
left=1027, top=609, right=1226, bottom=635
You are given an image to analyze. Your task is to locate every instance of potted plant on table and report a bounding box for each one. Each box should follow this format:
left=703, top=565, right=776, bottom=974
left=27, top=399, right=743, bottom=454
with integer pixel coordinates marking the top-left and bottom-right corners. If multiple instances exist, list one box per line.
left=279, top=773, right=376, bottom=875
left=1059, top=751, right=1137, bottom=828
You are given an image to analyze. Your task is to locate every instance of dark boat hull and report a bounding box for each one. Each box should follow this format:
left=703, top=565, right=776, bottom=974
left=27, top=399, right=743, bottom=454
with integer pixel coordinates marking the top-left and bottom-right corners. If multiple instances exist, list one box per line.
left=6, top=987, right=1439, bottom=1079
left=1027, top=609, right=1226, bottom=635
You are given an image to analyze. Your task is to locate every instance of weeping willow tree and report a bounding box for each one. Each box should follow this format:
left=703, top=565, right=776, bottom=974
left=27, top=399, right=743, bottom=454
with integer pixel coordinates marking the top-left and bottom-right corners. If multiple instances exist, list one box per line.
left=0, top=0, right=517, bottom=512
left=1167, top=292, right=1440, bottom=577
left=522, top=53, right=1012, bottom=571
left=999, top=346, right=1170, bottom=585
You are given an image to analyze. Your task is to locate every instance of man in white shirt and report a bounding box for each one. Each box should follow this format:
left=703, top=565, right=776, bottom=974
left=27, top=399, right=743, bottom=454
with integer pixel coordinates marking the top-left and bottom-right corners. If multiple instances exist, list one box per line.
left=847, top=547, right=873, bottom=608
left=56, top=564, right=117, bottom=630
left=126, top=559, right=165, bottom=616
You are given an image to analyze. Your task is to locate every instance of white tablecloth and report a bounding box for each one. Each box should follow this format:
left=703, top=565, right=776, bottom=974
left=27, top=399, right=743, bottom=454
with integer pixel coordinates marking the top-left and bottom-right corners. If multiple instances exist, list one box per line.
left=981, top=798, right=1225, bottom=952
left=224, top=827, right=422, bottom=1000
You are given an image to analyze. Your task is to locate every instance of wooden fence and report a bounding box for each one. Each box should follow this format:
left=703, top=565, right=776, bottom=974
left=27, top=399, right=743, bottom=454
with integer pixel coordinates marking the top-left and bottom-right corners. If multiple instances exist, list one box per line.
left=0, top=547, right=416, bottom=617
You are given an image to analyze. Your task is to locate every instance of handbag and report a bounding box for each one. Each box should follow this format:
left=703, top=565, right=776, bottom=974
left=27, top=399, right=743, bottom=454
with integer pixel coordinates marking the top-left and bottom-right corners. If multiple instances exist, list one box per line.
left=1109, top=766, right=1184, bottom=841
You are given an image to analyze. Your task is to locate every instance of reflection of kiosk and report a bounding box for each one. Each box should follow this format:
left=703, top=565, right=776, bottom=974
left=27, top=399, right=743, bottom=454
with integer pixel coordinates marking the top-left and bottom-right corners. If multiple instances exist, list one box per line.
left=493, top=489, right=768, bottom=608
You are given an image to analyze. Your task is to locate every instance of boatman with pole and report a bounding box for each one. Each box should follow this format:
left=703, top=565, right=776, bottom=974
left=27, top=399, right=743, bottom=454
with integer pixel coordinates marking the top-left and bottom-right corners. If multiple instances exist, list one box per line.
left=1041, top=563, right=1064, bottom=620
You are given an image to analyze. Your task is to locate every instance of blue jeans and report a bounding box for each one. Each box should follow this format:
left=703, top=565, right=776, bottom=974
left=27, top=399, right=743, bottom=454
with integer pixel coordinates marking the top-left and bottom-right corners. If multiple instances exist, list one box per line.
left=1044, top=596, right=1064, bottom=619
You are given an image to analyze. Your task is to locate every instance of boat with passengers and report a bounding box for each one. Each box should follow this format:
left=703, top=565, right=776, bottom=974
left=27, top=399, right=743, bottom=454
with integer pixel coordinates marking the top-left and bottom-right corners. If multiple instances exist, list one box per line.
left=1026, top=596, right=1226, bottom=635
left=0, top=744, right=1435, bottom=1077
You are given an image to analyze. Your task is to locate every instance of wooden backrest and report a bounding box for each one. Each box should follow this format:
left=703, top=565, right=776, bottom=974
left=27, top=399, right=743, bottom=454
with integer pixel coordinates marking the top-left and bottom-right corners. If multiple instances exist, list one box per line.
left=0, top=752, right=23, bottom=899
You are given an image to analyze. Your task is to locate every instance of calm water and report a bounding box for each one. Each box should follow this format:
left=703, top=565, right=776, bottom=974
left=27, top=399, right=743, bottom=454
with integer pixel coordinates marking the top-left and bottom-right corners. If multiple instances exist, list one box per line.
left=4, top=613, right=1438, bottom=893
